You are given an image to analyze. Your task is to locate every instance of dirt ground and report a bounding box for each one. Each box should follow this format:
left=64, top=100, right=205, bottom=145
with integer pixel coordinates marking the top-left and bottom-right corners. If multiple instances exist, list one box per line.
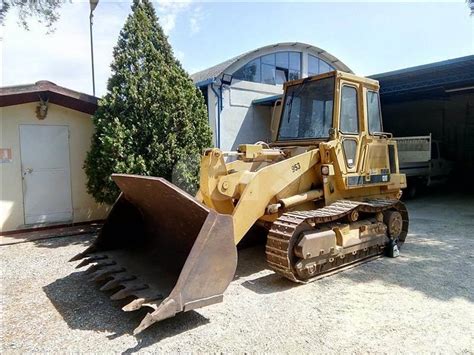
left=1, top=191, right=473, bottom=353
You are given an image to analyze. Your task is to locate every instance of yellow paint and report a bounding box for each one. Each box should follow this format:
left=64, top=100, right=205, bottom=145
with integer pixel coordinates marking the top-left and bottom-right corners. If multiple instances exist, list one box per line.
left=197, top=71, right=406, bottom=245
left=0, top=102, right=109, bottom=232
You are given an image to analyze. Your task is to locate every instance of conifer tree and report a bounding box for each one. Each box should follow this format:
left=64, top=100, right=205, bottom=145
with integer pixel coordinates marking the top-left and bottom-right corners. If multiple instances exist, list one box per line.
left=85, top=0, right=212, bottom=204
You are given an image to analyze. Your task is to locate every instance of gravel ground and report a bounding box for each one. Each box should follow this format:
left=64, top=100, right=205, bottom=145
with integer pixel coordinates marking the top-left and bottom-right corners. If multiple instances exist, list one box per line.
left=1, top=191, right=473, bottom=353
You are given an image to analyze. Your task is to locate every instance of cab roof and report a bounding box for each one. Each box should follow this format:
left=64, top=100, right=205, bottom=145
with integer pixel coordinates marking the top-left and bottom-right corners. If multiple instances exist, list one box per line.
left=283, top=71, right=380, bottom=91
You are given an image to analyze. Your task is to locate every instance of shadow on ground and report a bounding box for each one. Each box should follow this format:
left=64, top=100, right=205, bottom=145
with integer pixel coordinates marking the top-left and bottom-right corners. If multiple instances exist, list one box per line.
left=236, top=209, right=473, bottom=303
left=337, top=233, right=473, bottom=303
left=33, top=233, right=94, bottom=249
left=242, top=191, right=474, bottom=303
left=235, top=244, right=297, bottom=294
left=44, top=225, right=471, bottom=351
left=42, top=190, right=473, bottom=348
left=43, top=270, right=209, bottom=352
left=42, top=243, right=281, bottom=349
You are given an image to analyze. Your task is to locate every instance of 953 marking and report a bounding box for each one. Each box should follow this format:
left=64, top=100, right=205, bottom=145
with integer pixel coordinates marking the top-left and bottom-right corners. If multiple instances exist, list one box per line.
left=291, top=162, right=301, bottom=173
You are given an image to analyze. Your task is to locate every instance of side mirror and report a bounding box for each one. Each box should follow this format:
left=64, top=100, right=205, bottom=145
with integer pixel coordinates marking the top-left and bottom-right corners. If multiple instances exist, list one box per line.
left=270, top=99, right=282, bottom=142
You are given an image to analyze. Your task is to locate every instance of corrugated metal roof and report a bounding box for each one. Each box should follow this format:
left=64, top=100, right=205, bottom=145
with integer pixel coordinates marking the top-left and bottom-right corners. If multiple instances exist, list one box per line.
left=191, top=51, right=254, bottom=85
left=370, top=55, right=474, bottom=96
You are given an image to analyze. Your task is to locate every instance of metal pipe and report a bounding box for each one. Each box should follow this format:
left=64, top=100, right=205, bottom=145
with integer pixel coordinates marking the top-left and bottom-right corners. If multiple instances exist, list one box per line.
left=222, top=151, right=243, bottom=157
left=260, top=149, right=285, bottom=157
left=210, top=83, right=222, bottom=148
left=89, top=11, right=96, bottom=96
left=265, top=189, right=324, bottom=215
left=278, top=189, right=324, bottom=209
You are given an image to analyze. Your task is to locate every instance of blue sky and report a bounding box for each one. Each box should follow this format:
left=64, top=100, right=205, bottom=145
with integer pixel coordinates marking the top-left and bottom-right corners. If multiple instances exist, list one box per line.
left=1, top=0, right=473, bottom=96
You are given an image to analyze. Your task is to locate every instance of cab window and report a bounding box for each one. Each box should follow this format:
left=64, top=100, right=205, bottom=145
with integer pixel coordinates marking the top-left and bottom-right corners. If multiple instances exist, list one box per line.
left=340, top=86, right=359, bottom=134
left=343, top=139, right=357, bottom=167
left=277, top=77, right=335, bottom=140
left=367, top=91, right=383, bottom=133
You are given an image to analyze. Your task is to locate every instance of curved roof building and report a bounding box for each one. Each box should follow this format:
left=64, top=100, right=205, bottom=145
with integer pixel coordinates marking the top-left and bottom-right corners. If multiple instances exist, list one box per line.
left=191, top=42, right=351, bottom=150
left=192, top=42, right=352, bottom=85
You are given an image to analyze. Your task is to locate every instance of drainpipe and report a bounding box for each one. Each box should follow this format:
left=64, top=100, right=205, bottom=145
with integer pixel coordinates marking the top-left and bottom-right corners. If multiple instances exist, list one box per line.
left=210, top=81, right=223, bottom=148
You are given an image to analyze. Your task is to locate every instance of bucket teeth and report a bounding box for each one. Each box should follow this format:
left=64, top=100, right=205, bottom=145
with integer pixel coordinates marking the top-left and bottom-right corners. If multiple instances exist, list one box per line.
left=75, top=255, right=108, bottom=269
left=90, top=265, right=125, bottom=282
left=69, top=245, right=97, bottom=262
left=133, top=299, right=177, bottom=335
left=69, top=252, right=86, bottom=262
left=85, top=260, right=116, bottom=274
left=122, top=293, right=164, bottom=312
left=134, top=313, right=156, bottom=335
left=122, top=298, right=148, bottom=312
left=110, top=283, right=149, bottom=300
left=100, top=275, right=136, bottom=291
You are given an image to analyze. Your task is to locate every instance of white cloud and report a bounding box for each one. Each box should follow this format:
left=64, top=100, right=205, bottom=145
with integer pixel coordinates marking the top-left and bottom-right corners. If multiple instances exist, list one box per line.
left=153, top=0, right=204, bottom=36
left=189, top=6, right=204, bottom=35
left=160, top=13, right=177, bottom=34
left=155, top=0, right=193, bottom=35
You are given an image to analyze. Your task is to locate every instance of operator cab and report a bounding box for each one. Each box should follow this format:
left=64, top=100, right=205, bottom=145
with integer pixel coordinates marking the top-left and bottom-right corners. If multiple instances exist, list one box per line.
left=272, top=70, right=385, bottom=146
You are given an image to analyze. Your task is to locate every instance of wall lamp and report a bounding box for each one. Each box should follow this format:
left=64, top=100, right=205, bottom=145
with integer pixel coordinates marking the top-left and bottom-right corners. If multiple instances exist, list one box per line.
left=221, top=73, right=233, bottom=86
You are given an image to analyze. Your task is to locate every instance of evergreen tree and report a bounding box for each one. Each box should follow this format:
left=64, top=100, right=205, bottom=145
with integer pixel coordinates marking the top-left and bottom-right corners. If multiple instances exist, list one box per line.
left=84, top=0, right=212, bottom=204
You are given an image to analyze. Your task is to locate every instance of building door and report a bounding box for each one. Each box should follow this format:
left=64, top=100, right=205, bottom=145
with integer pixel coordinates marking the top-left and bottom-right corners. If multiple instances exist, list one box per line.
left=19, top=125, right=73, bottom=225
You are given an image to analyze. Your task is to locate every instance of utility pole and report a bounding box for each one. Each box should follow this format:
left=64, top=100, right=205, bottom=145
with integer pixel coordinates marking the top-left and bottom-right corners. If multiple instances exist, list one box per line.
left=89, top=0, right=99, bottom=96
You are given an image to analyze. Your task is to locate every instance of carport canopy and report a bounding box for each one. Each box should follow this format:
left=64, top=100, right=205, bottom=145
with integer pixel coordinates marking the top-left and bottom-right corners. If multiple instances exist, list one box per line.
left=370, top=55, right=474, bottom=102
left=252, top=94, right=282, bottom=107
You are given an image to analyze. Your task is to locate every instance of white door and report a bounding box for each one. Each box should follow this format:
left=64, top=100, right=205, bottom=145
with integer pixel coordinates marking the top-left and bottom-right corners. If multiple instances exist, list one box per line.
left=20, top=125, right=73, bottom=225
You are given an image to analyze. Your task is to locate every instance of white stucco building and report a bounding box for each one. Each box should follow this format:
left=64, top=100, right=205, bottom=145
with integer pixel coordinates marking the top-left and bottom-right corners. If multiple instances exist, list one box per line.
left=0, top=81, right=108, bottom=232
left=191, top=42, right=352, bottom=151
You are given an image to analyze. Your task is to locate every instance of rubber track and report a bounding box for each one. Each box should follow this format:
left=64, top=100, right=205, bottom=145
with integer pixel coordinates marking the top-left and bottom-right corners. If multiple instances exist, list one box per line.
left=265, top=199, right=408, bottom=282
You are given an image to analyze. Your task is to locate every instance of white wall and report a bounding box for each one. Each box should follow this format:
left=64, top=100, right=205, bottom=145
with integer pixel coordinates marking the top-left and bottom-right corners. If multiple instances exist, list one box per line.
left=205, top=45, right=349, bottom=151
left=206, top=85, right=219, bottom=147
left=221, top=80, right=281, bottom=151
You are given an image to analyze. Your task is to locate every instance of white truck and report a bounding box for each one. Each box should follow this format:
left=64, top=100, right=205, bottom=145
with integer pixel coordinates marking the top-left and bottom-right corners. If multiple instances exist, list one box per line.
left=394, top=134, right=454, bottom=198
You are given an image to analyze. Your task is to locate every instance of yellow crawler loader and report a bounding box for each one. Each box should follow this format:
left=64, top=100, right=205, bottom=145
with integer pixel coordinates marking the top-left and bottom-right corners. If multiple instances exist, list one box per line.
left=72, top=71, right=409, bottom=334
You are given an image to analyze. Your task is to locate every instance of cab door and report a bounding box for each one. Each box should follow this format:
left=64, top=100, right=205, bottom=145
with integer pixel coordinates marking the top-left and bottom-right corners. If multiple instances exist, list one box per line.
left=338, top=82, right=363, bottom=174
left=361, top=89, right=393, bottom=184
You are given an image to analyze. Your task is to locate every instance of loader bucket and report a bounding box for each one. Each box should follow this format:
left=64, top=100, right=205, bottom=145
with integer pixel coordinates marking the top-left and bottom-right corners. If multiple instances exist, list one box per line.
left=71, top=174, right=237, bottom=334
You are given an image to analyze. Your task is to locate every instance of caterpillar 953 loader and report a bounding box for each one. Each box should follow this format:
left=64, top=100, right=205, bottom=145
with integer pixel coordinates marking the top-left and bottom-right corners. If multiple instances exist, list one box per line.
left=72, top=71, right=409, bottom=334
